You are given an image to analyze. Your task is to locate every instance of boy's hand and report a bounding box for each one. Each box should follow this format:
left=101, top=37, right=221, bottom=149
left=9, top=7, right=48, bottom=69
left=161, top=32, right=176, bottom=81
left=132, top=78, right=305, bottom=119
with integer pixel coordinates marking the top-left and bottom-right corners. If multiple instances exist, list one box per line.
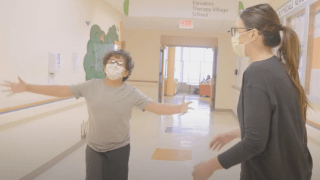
left=180, top=95, right=194, bottom=114
left=1, top=77, right=27, bottom=96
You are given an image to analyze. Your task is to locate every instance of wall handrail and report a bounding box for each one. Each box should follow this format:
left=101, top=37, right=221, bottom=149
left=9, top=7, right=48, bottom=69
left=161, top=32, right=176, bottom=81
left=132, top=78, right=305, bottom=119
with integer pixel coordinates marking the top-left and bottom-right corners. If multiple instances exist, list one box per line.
left=127, top=80, right=158, bottom=83
left=0, top=97, right=73, bottom=115
left=232, top=85, right=241, bottom=91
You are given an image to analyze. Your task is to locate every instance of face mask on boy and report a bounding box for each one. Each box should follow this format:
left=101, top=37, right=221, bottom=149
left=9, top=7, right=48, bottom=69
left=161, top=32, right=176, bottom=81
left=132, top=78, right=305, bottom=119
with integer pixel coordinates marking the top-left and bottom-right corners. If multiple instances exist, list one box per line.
left=105, top=64, right=124, bottom=80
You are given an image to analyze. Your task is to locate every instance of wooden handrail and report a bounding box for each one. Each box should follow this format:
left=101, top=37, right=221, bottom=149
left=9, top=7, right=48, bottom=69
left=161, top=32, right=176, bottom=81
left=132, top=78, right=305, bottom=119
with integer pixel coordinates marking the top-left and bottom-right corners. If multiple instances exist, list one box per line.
left=232, top=85, right=241, bottom=91
left=307, top=119, right=320, bottom=130
left=0, top=80, right=158, bottom=114
left=127, top=80, right=158, bottom=83
left=0, top=97, right=72, bottom=115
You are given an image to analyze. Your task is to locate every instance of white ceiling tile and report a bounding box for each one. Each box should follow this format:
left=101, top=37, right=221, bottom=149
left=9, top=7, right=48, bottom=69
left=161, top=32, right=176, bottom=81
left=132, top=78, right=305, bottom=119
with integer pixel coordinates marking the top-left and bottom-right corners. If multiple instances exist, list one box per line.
left=104, top=0, right=125, bottom=13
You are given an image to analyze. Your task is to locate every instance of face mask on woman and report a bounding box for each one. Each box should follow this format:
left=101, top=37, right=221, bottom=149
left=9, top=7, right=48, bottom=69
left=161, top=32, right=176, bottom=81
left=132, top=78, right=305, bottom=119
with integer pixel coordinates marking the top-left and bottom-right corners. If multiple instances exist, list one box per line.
left=231, top=30, right=253, bottom=57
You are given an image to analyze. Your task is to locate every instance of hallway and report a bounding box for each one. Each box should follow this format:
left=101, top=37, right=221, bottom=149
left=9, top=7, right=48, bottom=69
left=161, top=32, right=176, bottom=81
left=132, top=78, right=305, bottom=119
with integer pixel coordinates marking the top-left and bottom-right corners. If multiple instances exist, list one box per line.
left=1, top=95, right=317, bottom=180
left=1, top=0, right=320, bottom=179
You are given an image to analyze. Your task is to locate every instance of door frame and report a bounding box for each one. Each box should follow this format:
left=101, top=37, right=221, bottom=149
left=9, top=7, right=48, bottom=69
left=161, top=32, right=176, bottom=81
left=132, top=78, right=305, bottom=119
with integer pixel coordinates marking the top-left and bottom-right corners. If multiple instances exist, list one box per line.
left=210, top=48, right=218, bottom=110
left=159, top=35, right=218, bottom=109
left=158, top=46, right=164, bottom=103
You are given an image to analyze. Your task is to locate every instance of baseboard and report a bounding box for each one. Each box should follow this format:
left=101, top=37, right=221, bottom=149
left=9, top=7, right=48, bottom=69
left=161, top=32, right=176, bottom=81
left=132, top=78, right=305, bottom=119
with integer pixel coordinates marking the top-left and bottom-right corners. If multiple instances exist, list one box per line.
left=214, top=109, right=238, bottom=119
left=19, top=139, right=87, bottom=180
left=214, top=109, right=231, bottom=112
left=164, top=95, right=175, bottom=97
left=231, top=109, right=237, bottom=119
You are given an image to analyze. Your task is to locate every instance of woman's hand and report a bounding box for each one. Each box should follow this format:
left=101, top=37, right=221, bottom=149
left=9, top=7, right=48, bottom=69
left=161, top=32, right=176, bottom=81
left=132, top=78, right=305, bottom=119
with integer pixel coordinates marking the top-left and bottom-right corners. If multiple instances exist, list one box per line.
left=192, top=157, right=223, bottom=180
left=209, top=129, right=240, bottom=151
left=1, top=77, right=27, bottom=96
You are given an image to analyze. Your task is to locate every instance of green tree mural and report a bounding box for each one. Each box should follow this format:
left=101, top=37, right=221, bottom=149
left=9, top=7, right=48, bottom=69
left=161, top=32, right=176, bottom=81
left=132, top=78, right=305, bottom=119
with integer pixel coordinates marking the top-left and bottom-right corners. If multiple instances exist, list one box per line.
left=104, top=25, right=119, bottom=44
left=239, top=1, right=244, bottom=15
left=83, top=24, right=119, bottom=81
left=124, top=0, right=129, bottom=16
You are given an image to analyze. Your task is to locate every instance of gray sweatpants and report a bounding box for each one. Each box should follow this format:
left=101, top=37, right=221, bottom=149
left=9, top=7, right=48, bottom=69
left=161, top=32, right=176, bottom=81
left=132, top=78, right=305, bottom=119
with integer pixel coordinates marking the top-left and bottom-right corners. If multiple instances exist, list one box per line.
left=85, top=144, right=130, bottom=180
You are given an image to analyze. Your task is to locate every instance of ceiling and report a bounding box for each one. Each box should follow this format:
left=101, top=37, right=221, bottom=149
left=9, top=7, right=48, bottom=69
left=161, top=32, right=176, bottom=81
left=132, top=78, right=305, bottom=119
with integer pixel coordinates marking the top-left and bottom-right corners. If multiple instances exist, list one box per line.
left=122, top=17, right=236, bottom=33
left=104, top=0, right=124, bottom=13
left=104, top=0, right=275, bottom=33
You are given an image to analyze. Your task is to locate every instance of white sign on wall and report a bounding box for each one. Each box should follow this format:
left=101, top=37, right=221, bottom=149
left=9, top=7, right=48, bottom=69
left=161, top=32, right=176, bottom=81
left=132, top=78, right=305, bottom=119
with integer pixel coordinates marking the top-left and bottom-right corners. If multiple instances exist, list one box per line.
left=129, top=0, right=238, bottom=20
left=72, top=53, right=79, bottom=73
left=277, top=0, right=308, bottom=17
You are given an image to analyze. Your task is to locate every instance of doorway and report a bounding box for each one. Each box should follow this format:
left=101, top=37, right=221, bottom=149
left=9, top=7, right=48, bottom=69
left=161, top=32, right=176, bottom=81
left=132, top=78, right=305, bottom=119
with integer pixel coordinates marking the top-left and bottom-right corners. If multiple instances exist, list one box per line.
left=159, top=46, right=218, bottom=110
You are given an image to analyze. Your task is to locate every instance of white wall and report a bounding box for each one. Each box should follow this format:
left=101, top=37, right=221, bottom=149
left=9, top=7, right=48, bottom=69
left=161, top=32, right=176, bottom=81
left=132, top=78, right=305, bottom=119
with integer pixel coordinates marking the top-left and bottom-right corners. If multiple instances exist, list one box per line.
left=215, top=33, right=237, bottom=109
left=0, top=0, right=122, bottom=179
left=270, top=0, right=291, bottom=10
left=0, top=0, right=122, bottom=109
left=122, top=29, right=162, bottom=102
left=124, top=29, right=161, bottom=82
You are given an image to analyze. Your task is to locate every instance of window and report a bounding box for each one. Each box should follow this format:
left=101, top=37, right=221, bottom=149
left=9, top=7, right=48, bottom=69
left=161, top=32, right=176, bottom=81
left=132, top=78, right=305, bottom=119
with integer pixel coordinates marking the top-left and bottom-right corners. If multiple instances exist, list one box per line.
left=201, top=62, right=213, bottom=81
left=205, top=48, right=214, bottom=63
left=174, top=47, right=214, bottom=84
left=188, top=62, right=201, bottom=83
left=174, top=61, right=182, bottom=82
left=189, top=48, right=204, bottom=62
left=174, top=47, right=182, bottom=82
left=183, top=47, right=190, bottom=61
left=175, top=47, right=182, bottom=60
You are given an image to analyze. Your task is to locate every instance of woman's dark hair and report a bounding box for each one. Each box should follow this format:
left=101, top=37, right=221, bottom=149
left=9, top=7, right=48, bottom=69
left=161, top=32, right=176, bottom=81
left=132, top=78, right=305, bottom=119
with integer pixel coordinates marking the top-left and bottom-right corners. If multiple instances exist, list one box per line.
left=103, top=49, right=135, bottom=81
left=240, top=4, right=312, bottom=144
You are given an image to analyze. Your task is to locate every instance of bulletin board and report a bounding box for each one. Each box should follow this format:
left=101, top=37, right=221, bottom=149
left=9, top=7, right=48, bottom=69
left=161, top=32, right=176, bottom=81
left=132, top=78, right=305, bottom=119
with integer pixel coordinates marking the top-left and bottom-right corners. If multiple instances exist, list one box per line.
left=286, top=9, right=306, bottom=83
left=306, top=1, right=320, bottom=99
left=278, top=0, right=320, bottom=105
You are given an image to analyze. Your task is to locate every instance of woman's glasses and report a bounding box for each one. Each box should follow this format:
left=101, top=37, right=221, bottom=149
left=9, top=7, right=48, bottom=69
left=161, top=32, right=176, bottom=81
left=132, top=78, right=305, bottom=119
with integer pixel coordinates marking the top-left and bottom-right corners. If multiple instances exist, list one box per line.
left=230, top=27, right=253, bottom=37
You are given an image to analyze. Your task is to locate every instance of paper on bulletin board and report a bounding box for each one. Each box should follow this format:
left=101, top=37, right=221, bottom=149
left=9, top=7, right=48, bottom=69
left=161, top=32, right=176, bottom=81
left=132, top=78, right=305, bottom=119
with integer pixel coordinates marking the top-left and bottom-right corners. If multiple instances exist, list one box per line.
left=290, top=13, right=305, bottom=45
left=310, top=69, right=320, bottom=97
left=314, top=9, right=320, bottom=39
left=298, top=55, right=303, bottom=80
left=290, top=15, right=296, bottom=29
left=296, top=13, right=305, bottom=44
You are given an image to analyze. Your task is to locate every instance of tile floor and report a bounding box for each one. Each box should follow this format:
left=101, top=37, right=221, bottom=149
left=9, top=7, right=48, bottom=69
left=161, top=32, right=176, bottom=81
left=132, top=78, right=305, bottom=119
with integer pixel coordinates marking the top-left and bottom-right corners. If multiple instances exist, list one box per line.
left=16, top=95, right=320, bottom=179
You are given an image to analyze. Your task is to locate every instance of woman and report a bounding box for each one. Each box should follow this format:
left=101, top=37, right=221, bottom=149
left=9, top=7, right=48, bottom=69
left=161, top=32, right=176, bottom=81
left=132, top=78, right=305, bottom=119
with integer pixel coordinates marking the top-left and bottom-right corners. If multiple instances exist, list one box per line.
left=2, top=50, right=193, bottom=180
left=192, top=4, right=313, bottom=180
left=206, top=75, right=210, bottom=81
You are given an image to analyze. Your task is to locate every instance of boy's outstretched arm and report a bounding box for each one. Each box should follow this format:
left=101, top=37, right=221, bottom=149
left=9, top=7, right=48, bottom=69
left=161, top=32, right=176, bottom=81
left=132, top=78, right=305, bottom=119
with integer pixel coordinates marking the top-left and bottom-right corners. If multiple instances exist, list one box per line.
left=145, top=96, right=193, bottom=115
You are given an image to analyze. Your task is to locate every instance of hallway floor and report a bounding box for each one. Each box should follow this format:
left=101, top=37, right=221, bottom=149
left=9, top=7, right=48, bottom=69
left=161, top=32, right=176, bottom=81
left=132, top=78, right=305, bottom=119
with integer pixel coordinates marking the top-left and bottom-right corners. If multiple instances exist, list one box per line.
left=3, top=95, right=320, bottom=180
